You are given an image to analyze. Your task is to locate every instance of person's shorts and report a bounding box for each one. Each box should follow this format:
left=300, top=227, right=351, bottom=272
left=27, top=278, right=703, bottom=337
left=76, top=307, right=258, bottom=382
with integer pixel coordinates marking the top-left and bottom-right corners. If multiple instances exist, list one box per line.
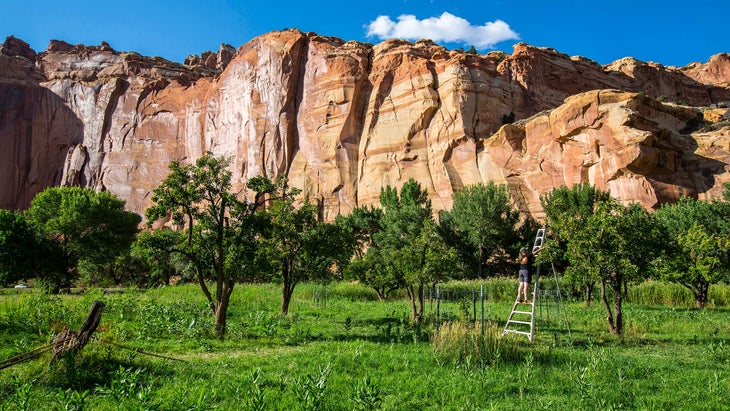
left=519, top=269, right=531, bottom=283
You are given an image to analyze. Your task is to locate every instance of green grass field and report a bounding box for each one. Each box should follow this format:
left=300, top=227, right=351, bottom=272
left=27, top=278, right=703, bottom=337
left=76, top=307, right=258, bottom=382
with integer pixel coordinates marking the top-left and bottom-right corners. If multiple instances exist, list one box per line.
left=1, top=281, right=729, bottom=410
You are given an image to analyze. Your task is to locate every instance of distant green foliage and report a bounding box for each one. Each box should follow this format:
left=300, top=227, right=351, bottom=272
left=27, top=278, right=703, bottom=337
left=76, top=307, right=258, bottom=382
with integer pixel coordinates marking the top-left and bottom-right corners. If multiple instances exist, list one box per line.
left=492, top=51, right=508, bottom=62
left=25, top=187, right=141, bottom=291
left=440, top=182, right=519, bottom=279
left=0, top=210, right=44, bottom=286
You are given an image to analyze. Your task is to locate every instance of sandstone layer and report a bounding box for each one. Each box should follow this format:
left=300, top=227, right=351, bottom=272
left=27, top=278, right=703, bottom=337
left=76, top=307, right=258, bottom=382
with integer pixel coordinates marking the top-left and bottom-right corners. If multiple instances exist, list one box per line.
left=1, top=31, right=729, bottom=221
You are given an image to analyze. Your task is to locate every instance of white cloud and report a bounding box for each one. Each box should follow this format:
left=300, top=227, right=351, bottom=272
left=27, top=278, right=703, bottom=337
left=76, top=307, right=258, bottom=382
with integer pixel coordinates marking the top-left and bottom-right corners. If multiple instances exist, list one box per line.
left=366, top=12, right=520, bottom=49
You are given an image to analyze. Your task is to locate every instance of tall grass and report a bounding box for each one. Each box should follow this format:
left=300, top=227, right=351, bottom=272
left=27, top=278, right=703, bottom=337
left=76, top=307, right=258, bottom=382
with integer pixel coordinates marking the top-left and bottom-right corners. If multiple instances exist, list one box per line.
left=628, top=280, right=730, bottom=307
left=431, top=321, right=523, bottom=366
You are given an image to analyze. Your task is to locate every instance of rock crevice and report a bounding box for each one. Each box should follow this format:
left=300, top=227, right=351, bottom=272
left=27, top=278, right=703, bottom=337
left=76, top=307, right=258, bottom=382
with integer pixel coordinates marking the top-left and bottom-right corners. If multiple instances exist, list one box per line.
left=1, top=31, right=729, bottom=220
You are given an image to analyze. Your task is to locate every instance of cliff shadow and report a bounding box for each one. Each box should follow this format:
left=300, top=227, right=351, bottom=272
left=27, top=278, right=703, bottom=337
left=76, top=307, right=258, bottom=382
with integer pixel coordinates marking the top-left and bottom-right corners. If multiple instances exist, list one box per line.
left=0, top=83, right=84, bottom=210
left=629, top=128, right=729, bottom=201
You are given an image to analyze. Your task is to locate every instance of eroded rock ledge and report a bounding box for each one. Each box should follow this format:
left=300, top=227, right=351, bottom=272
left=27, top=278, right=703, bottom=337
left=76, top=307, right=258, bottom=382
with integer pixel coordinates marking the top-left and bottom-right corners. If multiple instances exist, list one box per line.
left=1, top=30, right=728, bottom=220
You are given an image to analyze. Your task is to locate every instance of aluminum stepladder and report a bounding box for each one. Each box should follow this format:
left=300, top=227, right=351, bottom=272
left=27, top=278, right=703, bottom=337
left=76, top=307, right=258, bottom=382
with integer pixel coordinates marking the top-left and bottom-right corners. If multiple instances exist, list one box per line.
left=502, top=228, right=545, bottom=342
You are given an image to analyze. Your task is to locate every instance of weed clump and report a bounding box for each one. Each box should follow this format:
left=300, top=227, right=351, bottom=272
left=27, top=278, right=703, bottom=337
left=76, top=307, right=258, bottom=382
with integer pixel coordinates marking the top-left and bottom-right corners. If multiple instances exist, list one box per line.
left=431, top=321, right=523, bottom=367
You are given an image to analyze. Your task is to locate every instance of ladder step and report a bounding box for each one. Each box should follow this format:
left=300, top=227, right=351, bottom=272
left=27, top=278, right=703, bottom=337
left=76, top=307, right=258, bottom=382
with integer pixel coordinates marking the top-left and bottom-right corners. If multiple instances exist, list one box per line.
left=506, top=320, right=532, bottom=326
left=512, top=310, right=533, bottom=315
left=503, top=330, right=531, bottom=337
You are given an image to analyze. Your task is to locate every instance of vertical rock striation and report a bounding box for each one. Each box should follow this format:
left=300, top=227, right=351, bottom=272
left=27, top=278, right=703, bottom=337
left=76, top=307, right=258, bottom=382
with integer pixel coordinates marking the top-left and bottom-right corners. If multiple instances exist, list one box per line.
left=1, top=30, right=729, bottom=220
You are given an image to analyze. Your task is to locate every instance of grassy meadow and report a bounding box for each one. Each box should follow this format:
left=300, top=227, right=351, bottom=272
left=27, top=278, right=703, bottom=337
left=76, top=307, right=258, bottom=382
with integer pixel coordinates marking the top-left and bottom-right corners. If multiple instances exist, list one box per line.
left=1, top=280, right=729, bottom=410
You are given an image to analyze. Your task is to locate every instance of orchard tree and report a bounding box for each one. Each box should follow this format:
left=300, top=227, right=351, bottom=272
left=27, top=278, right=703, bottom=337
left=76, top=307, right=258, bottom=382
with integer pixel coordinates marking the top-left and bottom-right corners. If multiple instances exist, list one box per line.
left=257, top=177, right=347, bottom=314
left=132, top=228, right=193, bottom=286
left=345, top=246, right=401, bottom=301
left=542, top=184, right=661, bottom=334
left=375, top=179, right=457, bottom=321
left=541, top=183, right=612, bottom=305
left=338, top=206, right=400, bottom=300
left=439, top=182, right=519, bottom=278
left=146, top=153, right=274, bottom=337
left=654, top=196, right=730, bottom=308
left=337, top=205, right=383, bottom=260
left=25, top=187, right=141, bottom=291
left=551, top=198, right=658, bottom=335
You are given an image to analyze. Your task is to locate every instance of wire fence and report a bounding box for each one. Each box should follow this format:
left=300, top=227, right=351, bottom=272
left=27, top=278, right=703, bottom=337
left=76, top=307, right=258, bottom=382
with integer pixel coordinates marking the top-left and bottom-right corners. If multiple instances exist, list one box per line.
left=311, top=279, right=569, bottom=330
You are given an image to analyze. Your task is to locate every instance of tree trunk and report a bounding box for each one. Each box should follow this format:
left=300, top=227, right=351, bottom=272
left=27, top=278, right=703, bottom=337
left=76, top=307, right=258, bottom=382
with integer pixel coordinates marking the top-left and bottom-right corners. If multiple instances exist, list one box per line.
left=585, top=283, right=594, bottom=307
left=281, top=286, right=293, bottom=315
left=694, top=280, right=709, bottom=309
left=477, top=245, right=484, bottom=279
left=406, top=286, right=419, bottom=322
left=613, top=281, right=623, bottom=335
left=194, top=262, right=214, bottom=311
left=214, top=296, right=229, bottom=338
left=600, top=279, right=617, bottom=334
left=281, top=262, right=294, bottom=315
left=416, top=280, right=425, bottom=323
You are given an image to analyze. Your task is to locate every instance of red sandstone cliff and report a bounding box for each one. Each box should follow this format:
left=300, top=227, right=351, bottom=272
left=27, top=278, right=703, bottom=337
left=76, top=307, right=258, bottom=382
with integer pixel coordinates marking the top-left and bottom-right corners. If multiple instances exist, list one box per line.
left=1, top=31, right=728, bottom=220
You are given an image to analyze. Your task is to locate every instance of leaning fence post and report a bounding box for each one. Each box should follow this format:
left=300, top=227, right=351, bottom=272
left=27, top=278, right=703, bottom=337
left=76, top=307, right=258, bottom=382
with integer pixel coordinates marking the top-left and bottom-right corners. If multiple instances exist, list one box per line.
left=50, top=300, right=105, bottom=363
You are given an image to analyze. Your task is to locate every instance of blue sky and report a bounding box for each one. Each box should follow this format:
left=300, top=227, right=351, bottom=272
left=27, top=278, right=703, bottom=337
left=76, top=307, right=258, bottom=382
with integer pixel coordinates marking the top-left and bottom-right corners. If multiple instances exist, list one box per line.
left=1, top=0, right=726, bottom=67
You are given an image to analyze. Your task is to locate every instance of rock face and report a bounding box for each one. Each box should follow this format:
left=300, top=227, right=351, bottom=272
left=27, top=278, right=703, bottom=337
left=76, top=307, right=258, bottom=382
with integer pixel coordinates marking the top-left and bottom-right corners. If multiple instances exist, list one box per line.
left=1, top=30, right=729, bottom=220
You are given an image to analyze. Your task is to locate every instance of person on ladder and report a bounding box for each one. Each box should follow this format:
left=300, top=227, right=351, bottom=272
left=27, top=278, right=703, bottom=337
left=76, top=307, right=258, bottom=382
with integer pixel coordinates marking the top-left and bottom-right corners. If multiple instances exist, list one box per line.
left=516, top=247, right=538, bottom=303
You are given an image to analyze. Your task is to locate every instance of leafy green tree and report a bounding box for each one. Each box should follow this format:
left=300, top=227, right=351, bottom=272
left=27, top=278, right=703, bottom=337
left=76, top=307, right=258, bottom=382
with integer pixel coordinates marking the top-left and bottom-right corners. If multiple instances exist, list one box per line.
left=542, top=184, right=660, bottom=334
left=591, top=202, right=659, bottom=334
left=346, top=246, right=400, bottom=301
left=132, top=228, right=192, bottom=286
left=0, top=210, right=47, bottom=286
left=374, top=179, right=456, bottom=321
left=555, top=199, right=658, bottom=335
left=440, top=182, right=519, bottom=279
left=339, top=206, right=399, bottom=300
left=257, top=177, right=344, bottom=314
left=337, top=206, right=383, bottom=260
left=654, top=197, right=730, bottom=308
left=419, top=220, right=462, bottom=294
left=146, top=153, right=273, bottom=336
left=77, top=252, right=146, bottom=287
left=25, top=187, right=141, bottom=291
left=541, top=183, right=612, bottom=305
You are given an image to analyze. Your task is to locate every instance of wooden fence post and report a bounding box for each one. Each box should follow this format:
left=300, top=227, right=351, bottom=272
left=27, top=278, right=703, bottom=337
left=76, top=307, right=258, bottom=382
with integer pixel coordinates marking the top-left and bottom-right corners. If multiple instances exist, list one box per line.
left=50, top=300, right=105, bottom=363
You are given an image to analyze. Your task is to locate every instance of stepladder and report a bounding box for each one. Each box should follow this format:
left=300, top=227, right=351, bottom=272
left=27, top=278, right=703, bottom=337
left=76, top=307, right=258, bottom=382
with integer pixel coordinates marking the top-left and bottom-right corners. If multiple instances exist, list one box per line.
left=502, top=269, right=541, bottom=342
left=502, top=228, right=545, bottom=342
left=502, top=228, right=572, bottom=342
